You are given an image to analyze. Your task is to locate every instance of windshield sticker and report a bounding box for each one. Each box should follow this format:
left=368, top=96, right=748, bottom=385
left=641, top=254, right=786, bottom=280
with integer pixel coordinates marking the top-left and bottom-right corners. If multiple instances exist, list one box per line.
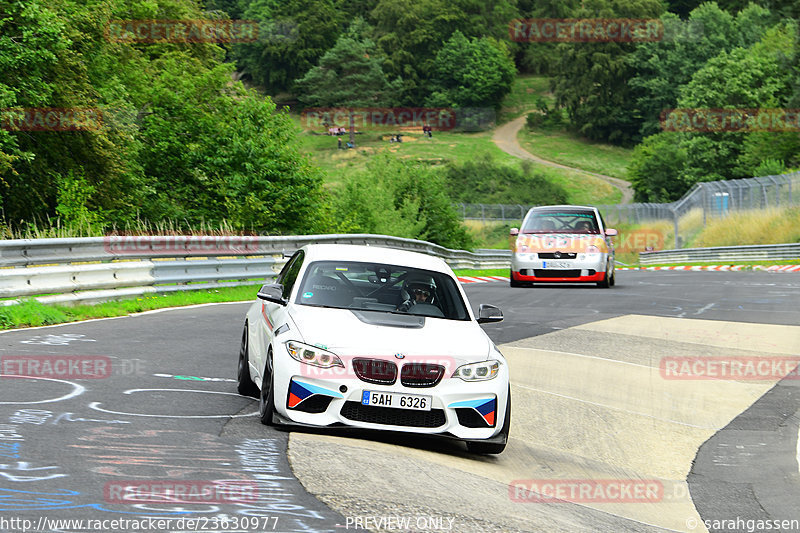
left=302, top=292, right=313, bottom=298
left=335, top=267, right=348, bottom=271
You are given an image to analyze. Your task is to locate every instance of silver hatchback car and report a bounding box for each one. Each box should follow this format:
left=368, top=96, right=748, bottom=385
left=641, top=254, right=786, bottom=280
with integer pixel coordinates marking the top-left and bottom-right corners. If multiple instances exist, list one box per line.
left=509, top=205, right=617, bottom=288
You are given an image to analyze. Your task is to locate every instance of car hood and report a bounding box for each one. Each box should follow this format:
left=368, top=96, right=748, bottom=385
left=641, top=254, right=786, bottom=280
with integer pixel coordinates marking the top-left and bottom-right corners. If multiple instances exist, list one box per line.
left=288, top=306, right=492, bottom=363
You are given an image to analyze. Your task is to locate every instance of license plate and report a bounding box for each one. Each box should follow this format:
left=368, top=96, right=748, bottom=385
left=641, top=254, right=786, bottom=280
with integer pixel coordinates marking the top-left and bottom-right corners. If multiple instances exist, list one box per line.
left=542, top=261, right=570, bottom=269
left=361, top=391, right=431, bottom=411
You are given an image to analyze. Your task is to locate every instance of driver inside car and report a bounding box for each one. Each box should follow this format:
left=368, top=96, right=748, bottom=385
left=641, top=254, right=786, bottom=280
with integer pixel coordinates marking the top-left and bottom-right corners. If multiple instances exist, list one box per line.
left=398, top=275, right=437, bottom=312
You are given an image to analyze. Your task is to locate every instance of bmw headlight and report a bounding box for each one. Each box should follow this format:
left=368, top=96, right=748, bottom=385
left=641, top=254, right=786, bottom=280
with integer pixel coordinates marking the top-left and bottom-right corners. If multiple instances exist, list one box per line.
left=285, top=341, right=344, bottom=368
left=452, top=360, right=500, bottom=381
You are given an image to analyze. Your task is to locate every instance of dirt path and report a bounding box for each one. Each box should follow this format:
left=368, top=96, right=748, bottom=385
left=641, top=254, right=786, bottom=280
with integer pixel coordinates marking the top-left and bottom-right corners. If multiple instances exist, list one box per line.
left=492, top=114, right=634, bottom=204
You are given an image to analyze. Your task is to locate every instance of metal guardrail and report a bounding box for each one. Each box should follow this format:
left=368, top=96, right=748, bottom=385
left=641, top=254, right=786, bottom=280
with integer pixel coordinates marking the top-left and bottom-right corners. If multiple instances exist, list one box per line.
left=639, top=243, right=800, bottom=265
left=0, top=234, right=512, bottom=306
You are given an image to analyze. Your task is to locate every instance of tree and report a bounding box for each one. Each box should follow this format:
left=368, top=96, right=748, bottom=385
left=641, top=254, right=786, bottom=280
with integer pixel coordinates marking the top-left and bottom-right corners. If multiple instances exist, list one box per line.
left=627, top=133, right=689, bottom=202
left=550, top=0, right=666, bottom=145
left=234, top=0, right=345, bottom=93
left=442, top=154, right=568, bottom=205
left=295, top=31, right=401, bottom=147
left=333, top=156, right=473, bottom=249
left=371, top=0, right=520, bottom=103
left=425, top=31, right=517, bottom=112
left=627, top=22, right=798, bottom=201
left=0, top=0, right=328, bottom=234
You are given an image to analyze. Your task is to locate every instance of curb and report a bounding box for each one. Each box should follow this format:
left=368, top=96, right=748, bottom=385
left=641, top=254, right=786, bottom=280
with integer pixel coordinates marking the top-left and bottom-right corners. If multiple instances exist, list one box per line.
left=618, top=265, right=800, bottom=272
left=457, top=276, right=510, bottom=283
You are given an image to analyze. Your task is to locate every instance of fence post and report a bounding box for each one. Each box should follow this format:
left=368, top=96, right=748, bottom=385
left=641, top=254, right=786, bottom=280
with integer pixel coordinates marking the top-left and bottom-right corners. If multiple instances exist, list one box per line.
left=672, top=207, right=679, bottom=249
left=702, top=184, right=707, bottom=227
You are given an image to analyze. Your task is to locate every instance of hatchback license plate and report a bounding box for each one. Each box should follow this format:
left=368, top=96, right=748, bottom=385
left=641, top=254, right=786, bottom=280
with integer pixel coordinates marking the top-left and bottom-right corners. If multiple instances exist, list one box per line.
left=361, top=391, right=431, bottom=411
left=543, top=261, right=570, bottom=269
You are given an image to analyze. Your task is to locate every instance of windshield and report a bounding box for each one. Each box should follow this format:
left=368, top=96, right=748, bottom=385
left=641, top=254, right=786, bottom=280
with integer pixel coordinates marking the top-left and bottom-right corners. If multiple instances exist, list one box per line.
left=521, top=209, right=600, bottom=234
left=295, top=261, right=470, bottom=321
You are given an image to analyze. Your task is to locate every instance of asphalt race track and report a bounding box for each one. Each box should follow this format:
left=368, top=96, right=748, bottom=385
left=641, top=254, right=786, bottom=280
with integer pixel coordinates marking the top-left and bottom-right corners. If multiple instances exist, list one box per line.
left=0, top=270, right=798, bottom=533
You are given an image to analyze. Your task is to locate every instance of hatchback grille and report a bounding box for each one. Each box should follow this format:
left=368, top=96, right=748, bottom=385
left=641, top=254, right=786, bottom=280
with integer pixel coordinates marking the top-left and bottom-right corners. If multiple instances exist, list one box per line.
left=353, top=358, right=397, bottom=385
left=533, top=269, right=582, bottom=278
left=340, top=401, right=446, bottom=428
left=401, top=363, right=445, bottom=387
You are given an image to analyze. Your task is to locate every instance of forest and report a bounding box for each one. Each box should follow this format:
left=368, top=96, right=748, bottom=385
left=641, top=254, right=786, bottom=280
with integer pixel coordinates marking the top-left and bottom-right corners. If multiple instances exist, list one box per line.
left=0, top=0, right=797, bottom=247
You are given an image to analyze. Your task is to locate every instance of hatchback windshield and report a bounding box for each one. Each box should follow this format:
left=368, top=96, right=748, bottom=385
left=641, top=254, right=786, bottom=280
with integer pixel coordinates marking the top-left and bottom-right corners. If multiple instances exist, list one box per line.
left=295, top=261, right=469, bottom=320
left=521, top=209, right=600, bottom=234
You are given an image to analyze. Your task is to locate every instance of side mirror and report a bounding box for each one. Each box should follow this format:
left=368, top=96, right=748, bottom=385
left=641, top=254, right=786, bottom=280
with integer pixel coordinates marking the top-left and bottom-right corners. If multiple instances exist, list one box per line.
left=605, top=228, right=618, bottom=236
left=477, top=304, right=503, bottom=324
left=257, top=282, right=287, bottom=306
left=509, top=228, right=519, bottom=236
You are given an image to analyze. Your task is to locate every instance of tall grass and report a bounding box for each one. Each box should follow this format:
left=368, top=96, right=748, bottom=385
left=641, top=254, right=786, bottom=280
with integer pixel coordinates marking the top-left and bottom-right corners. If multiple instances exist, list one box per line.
left=693, top=207, right=800, bottom=247
left=3, top=216, right=252, bottom=240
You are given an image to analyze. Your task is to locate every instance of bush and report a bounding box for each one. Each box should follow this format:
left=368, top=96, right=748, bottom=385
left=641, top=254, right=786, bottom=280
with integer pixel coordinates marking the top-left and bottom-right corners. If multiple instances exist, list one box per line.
left=442, top=154, right=567, bottom=205
left=332, top=156, right=473, bottom=250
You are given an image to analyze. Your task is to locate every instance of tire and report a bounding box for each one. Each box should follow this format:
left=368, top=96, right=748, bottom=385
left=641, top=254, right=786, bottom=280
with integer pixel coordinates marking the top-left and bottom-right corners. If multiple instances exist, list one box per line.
left=259, top=348, right=276, bottom=426
left=609, top=270, right=616, bottom=287
left=466, top=387, right=511, bottom=455
left=597, top=267, right=611, bottom=288
left=237, top=323, right=259, bottom=397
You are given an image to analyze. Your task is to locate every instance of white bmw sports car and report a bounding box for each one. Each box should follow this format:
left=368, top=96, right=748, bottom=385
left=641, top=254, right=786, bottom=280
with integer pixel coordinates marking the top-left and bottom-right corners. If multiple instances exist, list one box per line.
left=237, top=244, right=511, bottom=454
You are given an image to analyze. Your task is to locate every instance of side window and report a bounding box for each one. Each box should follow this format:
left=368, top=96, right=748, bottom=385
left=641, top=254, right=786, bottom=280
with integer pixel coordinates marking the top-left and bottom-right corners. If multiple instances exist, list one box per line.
left=277, top=251, right=304, bottom=299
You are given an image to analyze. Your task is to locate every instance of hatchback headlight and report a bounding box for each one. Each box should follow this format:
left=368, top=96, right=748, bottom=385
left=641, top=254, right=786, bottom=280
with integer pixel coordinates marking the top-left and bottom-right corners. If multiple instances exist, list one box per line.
left=452, top=360, right=500, bottom=381
left=285, top=341, right=344, bottom=368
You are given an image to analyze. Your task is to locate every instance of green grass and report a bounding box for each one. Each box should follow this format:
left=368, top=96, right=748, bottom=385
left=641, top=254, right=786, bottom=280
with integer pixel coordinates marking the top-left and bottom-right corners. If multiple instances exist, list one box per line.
left=0, top=285, right=262, bottom=330
left=631, top=259, right=800, bottom=268
left=296, top=116, right=622, bottom=205
left=517, top=127, right=634, bottom=180
left=453, top=268, right=508, bottom=277
left=498, top=75, right=555, bottom=124
left=297, top=123, right=522, bottom=189
left=532, top=164, right=622, bottom=205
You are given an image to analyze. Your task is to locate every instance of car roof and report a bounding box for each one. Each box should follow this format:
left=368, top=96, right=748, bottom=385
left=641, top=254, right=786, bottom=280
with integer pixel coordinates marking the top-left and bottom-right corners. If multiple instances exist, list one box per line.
left=526, top=205, right=598, bottom=213
left=298, top=244, right=453, bottom=274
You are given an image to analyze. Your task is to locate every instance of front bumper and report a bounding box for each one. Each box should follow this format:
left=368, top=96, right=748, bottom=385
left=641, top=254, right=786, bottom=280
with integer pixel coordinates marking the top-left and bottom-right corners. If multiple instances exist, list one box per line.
left=511, top=252, right=609, bottom=283
left=272, top=354, right=509, bottom=441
